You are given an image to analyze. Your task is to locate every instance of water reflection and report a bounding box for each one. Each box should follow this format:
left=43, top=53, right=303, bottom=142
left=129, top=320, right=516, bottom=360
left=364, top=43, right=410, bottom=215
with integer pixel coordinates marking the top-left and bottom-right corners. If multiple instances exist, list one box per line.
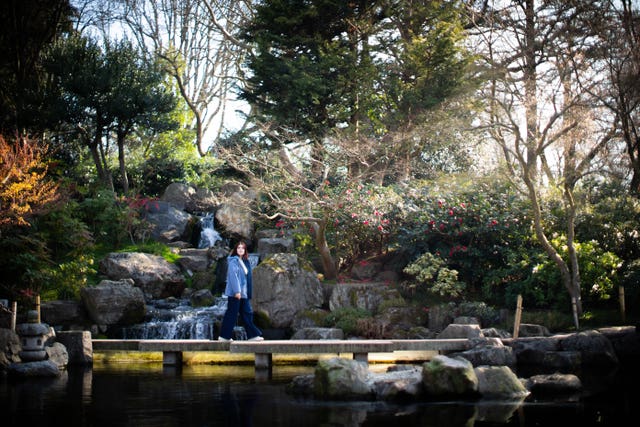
left=1, top=363, right=637, bottom=427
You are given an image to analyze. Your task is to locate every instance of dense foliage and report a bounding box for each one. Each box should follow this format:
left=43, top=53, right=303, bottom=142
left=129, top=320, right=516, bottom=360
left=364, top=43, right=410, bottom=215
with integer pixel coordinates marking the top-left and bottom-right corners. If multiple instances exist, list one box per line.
left=1, top=0, right=639, bottom=327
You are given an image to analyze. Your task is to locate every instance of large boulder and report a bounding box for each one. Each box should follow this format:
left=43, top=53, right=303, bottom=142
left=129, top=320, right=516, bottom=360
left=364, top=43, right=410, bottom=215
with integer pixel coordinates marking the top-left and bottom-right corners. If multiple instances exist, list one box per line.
left=518, top=323, right=551, bottom=337
left=256, top=237, right=294, bottom=258
left=313, top=357, right=373, bottom=400
left=474, top=366, right=530, bottom=399
left=99, top=252, right=186, bottom=299
left=559, top=329, right=619, bottom=367
left=450, top=337, right=517, bottom=368
left=422, top=355, right=478, bottom=396
left=252, top=253, right=324, bottom=328
left=80, top=279, right=146, bottom=327
left=369, top=365, right=424, bottom=400
left=215, top=191, right=256, bottom=240
left=144, top=200, right=194, bottom=243
left=329, top=282, right=403, bottom=314
left=45, top=342, right=69, bottom=369
left=507, top=336, right=581, bottom=373
left=597, top=326, right=640, bottom=364
left=40, top=300, right=90, bottom=329
left=438, top=323, right=484, bottom=339
left=56, top=331, right=92, bottom=365
left=525, top=373, right=582, bottom=396
left=160, top=182, right=196, bottom=211
left=0, top=328, right=21, bottom=370
left=175, top=248, right=212, bottom=273
left=185, top=187, right=219, bottom=213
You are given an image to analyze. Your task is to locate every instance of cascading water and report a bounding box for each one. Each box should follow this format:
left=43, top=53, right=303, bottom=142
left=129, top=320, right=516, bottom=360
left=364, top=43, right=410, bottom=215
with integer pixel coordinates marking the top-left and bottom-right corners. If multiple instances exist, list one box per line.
left=121, top=296, right=228, bottom=339
left=198, top=212, right=222, bottom=248
left=118, top=213, right=255, bottom=340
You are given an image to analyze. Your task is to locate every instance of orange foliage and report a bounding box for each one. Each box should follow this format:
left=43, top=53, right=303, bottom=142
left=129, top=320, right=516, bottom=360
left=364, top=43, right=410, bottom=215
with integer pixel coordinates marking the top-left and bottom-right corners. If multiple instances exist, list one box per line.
left=0, top=135, right=59, bottom=229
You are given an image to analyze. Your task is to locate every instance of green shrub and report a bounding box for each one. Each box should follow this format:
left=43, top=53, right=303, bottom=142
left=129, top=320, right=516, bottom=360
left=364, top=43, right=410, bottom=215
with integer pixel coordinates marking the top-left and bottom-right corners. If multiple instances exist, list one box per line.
left=323, top=307, right=372, bottom=336
left=41, top=255, right=96, bottom=300
left=403, top=252, right=465, bottom=298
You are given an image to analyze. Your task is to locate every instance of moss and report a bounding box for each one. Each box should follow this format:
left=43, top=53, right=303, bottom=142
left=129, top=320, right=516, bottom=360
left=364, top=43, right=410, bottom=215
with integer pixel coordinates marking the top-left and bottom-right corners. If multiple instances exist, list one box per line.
left=253, top=310, right=272, bottom=329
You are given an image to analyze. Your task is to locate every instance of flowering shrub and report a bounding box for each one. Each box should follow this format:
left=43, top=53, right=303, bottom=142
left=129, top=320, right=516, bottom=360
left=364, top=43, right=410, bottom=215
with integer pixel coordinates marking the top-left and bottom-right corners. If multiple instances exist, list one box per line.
left=329, top=184, right=402, bottom=266
left=395, top=178, right=537, bottom=306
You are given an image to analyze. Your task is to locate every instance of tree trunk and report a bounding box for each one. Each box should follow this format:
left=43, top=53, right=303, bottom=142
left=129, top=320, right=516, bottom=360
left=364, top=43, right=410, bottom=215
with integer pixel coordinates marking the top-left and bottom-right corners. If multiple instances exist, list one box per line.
left=311, top=220, right=337, bottom=280
left=117, top=132, right=129, bottom=194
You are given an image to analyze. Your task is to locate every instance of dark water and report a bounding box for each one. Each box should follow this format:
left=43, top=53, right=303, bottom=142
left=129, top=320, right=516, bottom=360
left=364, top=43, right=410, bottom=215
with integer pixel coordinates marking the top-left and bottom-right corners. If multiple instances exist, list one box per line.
left=1, top=363, right=637, bottom=427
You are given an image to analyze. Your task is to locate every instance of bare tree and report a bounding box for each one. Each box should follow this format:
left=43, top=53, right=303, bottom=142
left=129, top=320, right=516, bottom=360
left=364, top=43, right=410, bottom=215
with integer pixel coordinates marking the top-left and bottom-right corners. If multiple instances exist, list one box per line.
left=580, top=0, right=640, bottom=195
left=80, top=0, right=253, bottom=156
left=468, top=0, right=614, bottom=328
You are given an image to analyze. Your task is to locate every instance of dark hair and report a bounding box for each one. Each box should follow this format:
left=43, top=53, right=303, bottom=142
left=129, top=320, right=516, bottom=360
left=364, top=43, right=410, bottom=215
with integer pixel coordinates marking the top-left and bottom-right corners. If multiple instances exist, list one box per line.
left=232, top=241, right=249, bottom=260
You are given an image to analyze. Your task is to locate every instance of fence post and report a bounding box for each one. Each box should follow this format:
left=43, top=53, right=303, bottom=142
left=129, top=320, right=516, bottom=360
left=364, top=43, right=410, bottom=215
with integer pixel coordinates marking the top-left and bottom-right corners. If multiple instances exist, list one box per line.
left=11, top=301, right=17, bottom=332
left=35, top=294, right=41, bottom=323
left=513, top=295, right=523, bottom=338
left=619, top=285, right=626, bottom=323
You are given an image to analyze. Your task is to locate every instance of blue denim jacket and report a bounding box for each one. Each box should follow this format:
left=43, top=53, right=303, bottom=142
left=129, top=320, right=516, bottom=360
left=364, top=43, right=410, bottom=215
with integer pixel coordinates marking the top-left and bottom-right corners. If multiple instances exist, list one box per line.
left=224, top=255, right=252, bottom=299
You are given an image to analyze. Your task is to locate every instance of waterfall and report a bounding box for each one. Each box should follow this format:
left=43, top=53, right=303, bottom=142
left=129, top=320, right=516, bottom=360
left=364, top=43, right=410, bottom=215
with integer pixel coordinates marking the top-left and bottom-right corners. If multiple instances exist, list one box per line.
left=121, top=296, right=232, bottom=340
left=198, top=213, right=222, bottom=248
left=116, top=213, right=261, bottom=340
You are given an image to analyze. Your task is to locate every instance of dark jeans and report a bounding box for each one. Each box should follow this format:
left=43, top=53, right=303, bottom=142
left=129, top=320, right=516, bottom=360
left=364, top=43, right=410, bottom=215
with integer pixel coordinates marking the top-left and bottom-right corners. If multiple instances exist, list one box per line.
left=219, top=297, right=262, bottom=339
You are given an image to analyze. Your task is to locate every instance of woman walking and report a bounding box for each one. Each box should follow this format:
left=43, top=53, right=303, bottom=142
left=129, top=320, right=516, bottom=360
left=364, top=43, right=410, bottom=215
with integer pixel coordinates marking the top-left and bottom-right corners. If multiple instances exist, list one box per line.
left=218, top=241, right=264, bottom=341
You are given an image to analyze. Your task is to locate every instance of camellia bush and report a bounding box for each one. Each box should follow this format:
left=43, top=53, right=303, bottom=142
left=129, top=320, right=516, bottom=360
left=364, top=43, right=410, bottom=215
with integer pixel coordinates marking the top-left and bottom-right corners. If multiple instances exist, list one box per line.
left=394, top=177, right=536, bottom=307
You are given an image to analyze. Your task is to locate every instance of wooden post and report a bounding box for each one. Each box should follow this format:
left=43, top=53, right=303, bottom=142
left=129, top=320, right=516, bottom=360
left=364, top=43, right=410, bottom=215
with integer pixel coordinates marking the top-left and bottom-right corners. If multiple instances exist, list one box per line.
left=11, top=301, right=17, bottom=332
left=619, top=285, right=626, bottom=323
left=513, top=295, right=523, bottom=338
left=35, top=294, right=41, bottom=323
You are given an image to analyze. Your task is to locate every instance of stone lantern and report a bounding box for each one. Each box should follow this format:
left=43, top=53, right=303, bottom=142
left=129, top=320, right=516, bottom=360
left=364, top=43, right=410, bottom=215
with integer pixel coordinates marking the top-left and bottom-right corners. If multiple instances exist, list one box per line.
left=16, top=309, right=49, bottom=362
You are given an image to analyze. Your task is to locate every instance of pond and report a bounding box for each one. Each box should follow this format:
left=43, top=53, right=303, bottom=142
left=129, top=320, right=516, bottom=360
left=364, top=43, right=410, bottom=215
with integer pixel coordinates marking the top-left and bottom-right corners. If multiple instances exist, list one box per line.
left=1, top=363, right=637, bottom=427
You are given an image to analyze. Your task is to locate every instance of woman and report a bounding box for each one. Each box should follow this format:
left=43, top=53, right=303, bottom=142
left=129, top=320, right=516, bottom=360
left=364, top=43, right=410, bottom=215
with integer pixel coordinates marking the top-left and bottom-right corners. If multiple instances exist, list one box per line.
left=218, top=241, right=264, bottom=341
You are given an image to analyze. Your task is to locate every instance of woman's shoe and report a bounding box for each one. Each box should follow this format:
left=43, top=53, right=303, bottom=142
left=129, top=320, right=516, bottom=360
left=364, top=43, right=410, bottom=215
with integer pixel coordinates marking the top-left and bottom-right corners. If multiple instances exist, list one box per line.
left=248, top=336, right=264, bottom=341
left=217, top=336, right=233, bottom=342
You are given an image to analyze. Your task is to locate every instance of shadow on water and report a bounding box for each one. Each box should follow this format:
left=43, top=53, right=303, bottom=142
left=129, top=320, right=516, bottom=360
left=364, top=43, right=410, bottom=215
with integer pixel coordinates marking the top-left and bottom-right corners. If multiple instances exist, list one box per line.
left=1, top=363, right=638, bottom=427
